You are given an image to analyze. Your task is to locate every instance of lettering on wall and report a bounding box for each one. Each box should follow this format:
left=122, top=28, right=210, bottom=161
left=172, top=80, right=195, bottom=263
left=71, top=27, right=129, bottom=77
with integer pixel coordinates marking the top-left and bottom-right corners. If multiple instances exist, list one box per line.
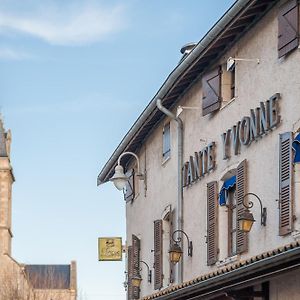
left=183, top=93, right=281, bottom=188
left=221, top=93, right=280, bottom=160
left=183, top=142, right=216, bottom=187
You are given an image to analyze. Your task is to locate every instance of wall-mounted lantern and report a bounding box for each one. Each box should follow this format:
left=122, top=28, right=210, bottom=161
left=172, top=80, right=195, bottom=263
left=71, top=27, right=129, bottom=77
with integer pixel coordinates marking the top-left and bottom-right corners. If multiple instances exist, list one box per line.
left=131, top=275, right=143, bottom=288
left=238, top=192, right=267, bottom=233
left=169, top=230, right=193, bottom=264
left=131, top=260, right=152, bottom=288
left=110, top=151, right=146, bottom=190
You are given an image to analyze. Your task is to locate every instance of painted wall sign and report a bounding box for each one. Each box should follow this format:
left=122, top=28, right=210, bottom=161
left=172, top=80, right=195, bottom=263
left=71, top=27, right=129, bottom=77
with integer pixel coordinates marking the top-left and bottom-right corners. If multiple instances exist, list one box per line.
left=183, top=142, right=216, bottom=187
left=98, top=237, right=122, bottom=261
left=221, top=93, right=280, bottom=160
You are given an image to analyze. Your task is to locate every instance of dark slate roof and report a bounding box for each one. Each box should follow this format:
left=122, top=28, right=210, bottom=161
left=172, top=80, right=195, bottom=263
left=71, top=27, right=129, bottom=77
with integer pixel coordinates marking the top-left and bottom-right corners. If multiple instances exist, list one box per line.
left=142, top=241, right=300, bottom=300
left=0, top=118, right=7, bottom=157
left=25, top=265, right=71, bottom=289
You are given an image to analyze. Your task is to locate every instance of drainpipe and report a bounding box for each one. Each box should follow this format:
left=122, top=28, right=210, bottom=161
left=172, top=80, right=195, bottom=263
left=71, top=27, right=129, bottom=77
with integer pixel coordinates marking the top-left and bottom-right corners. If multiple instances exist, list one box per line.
left=156, top=98, right=184, bottom=284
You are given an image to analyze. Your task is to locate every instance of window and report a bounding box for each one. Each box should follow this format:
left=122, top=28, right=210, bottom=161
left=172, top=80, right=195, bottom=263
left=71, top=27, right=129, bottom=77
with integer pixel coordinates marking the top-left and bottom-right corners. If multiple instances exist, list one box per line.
left=292, top=133, right=300, bottom=163
left=221, top=63, right=236, bottom=107
left=227, top=185, right=237, bottom=256
left=202, top=66, right=222, bottom=116
left=278, top=0, right=299, bottom=58
left=230, top=65, right=236, bottom=99
left=127, top=235, right=141, bottom=299
left=153, top=220, right=163, bottom=290
left=154, top=208, right=174, bottom=289
left=279, top=132, right=293, bottom=235
left=207, top=181, right=218, bottom=265
left=216, top=160, right=248, bottom=259
left=124, top=169, right=135, bottom=202
left=202, top=64, right=235, bottom=115
left=163, top=123, right=171, bottom=160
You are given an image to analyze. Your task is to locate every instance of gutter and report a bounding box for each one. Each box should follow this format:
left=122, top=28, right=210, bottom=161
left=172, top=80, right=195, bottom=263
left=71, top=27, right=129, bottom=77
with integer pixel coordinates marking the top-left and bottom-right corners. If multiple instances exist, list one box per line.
left=156, top=99, right=183, bottom=284
left=97, top=0, right=253, bottom=185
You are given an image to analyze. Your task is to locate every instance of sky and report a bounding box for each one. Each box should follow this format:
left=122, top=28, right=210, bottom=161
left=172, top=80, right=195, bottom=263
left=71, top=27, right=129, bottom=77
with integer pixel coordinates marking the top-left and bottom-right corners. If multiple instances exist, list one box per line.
left=0, top=1, right=235, bottom=299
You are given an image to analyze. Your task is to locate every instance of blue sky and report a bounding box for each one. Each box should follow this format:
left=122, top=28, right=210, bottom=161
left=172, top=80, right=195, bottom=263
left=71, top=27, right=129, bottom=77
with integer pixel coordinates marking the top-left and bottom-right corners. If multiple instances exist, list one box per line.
left=0, top=1, right=235, bottom=299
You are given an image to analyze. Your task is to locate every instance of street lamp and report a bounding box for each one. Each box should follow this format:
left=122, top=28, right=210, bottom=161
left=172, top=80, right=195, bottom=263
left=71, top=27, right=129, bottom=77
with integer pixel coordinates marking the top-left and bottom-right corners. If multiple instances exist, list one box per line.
left=131, top=275, right=143, bottom=288
left=238, top=192, right=267, bottom=233
left=169, top=243, right=183, bottom=264
left=131, top=260, right=152, bottom=288
left=110, top=151, right=145, bottom=190
left=169, top=230, right=193, bottom=264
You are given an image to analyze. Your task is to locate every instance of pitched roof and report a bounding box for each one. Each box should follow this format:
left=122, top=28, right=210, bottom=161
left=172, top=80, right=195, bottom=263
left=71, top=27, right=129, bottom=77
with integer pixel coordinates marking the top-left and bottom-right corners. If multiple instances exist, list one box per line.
left=97, top=0, right=279, bottom=185
left=25, top=265, right=71, bottom=289
left=0, top=118, right=7, bottom=157
left=142, top=241, right=300, bottom=300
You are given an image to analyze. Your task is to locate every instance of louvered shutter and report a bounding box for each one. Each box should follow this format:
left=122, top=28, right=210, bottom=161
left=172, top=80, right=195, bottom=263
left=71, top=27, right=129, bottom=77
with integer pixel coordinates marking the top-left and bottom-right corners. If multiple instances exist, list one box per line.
left=202, top=66, right=222, bottom=116
left=124, top=169, right=135, bottom=202
left=207, top=181, right=218, bottom=265
left=279, top=132, right=293, bottom=235
left=236, top=159, right=248, bottom=254
left=132, top=235, right=140, bottom=299
left=127, top=246, right=133, bottom=300
left=168, top=212, right=175, bottom=284
left=154, top=220, right=163, bottom=290
left=278, top=0, right=299, bottom=58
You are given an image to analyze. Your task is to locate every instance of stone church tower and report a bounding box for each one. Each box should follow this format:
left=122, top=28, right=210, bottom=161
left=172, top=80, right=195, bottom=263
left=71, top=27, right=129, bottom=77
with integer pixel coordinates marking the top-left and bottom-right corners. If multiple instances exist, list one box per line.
left=0, top=118, right=14, bottom=255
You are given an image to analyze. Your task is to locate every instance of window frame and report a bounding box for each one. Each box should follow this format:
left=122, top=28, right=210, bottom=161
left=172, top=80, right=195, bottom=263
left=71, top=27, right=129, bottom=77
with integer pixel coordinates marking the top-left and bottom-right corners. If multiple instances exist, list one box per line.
left=227, top=187, right=237, bottom=257
left=162, top=122, right=171, bottom=161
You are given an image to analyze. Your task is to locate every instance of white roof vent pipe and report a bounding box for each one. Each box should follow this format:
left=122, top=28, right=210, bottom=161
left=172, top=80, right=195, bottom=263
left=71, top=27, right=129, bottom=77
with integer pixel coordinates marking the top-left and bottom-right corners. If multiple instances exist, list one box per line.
left=179, top=42, right=197, bottom=64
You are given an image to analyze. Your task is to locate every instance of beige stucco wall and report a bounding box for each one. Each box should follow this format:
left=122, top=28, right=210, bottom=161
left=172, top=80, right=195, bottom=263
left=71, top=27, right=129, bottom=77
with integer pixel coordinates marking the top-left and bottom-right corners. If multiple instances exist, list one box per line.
left=126, top=1, right=300, bottom=298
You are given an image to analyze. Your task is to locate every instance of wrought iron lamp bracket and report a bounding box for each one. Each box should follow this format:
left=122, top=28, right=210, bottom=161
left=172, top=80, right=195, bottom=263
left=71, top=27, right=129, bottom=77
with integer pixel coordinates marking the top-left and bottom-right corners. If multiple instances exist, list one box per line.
left=139, top=260, right=152, bottom=284
left=242, top=192, right=267, bottom=226
left=171, top=229, right=193, bottom=257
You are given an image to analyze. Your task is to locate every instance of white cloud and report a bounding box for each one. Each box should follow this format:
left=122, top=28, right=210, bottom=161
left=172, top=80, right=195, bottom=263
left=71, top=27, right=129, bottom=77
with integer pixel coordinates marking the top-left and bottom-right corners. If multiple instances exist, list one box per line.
left=0, top=47, right=32, bottom=60
left=0, top=3, right=126, bottom=46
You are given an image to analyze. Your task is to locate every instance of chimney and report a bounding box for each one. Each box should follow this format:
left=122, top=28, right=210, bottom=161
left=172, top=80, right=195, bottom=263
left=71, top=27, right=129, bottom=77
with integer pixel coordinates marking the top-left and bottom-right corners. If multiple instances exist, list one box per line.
left=179, top=42, right=197, bottom=63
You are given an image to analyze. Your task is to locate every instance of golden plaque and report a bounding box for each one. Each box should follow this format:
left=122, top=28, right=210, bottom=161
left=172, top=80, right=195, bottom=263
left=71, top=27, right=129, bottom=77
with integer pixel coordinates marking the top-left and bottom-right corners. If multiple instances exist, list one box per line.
left=98, top=237, right=122, bottom=261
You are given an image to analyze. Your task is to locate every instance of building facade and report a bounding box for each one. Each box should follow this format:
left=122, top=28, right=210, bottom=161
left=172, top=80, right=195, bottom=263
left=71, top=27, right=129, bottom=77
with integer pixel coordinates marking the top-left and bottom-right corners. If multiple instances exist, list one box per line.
left=0, top=119, right=77, bottom=300
left=98, top=0, right=300, bottom=299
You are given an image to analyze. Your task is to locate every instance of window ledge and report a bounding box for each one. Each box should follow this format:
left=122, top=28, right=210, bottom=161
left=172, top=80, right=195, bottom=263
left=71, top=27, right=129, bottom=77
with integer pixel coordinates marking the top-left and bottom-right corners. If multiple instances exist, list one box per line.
left=292, top=230, right=300, bottom=240
left=216, top=255, right=239, bottom=267
left=220, top=97, right=236, bottom=110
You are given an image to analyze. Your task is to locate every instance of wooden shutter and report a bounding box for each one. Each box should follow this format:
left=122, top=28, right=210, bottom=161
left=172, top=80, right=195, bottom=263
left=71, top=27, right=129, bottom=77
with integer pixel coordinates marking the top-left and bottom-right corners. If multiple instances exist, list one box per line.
left=236, top=159, right=248, bottom=254
left=207, top=181, right=218, bottom=265
left=127, top=246, right=133, bottom=300
left=279, top=132, right=293, bottom=235
left=168, top=212, right=175, bottom=284
left=154, top=220, right=163, bottom=290
left=124, top=169, right=135, bottom=202
left=132, top=235, right=140, bottom=299
left=202, top=66, right=222, bottom=116
left=278, top=0, right=299, bottom=58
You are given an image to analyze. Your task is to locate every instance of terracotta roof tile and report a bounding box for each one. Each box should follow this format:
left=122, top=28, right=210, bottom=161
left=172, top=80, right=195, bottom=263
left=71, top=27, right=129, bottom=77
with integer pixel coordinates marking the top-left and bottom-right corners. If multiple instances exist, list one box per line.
left=141, top=241, right=300, bottom=300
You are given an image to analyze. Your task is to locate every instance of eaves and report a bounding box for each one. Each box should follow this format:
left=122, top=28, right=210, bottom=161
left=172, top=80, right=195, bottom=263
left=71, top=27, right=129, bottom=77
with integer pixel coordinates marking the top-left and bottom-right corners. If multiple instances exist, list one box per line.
left=142, top=241, right=300, bottom=300
left=97, top=0, right=279, bottom=185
